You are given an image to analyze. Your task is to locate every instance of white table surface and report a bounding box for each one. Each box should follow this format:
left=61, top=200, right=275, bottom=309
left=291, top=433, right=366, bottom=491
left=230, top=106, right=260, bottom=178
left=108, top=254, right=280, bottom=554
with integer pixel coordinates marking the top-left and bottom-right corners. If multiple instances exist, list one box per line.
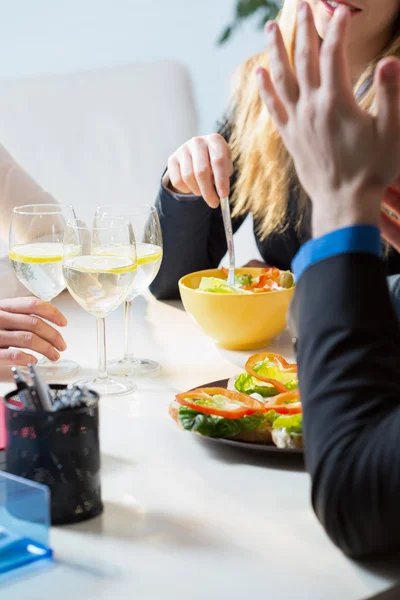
left=0, top=290, right=399, bottom=600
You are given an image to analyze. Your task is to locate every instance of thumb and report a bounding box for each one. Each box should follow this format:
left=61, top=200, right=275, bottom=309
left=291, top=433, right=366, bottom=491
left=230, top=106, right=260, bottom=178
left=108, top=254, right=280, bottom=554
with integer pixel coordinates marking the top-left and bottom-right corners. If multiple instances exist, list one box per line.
left=375, top=58, right=400, bottom=146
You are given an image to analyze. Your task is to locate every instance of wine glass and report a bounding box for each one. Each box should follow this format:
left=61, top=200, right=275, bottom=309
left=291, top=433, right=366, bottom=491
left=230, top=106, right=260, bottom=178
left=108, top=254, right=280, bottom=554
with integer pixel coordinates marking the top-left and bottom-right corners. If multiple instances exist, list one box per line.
left=62, top=216, right=137, bottom=396
left=9, top=203, right=79, bottom=377
left=96, top=205, right=163, bottom=377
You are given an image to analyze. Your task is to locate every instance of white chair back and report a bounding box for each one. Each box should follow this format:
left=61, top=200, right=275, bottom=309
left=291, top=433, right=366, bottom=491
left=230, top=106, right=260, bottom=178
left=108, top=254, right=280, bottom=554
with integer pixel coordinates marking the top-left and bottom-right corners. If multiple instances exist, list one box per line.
left=0, top=61, right=198, bottom=227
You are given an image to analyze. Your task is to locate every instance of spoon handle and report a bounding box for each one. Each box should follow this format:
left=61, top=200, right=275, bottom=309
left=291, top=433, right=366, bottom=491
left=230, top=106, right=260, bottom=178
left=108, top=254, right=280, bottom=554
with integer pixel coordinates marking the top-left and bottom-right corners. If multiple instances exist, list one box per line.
left=220, top=196, right=236, bottom=287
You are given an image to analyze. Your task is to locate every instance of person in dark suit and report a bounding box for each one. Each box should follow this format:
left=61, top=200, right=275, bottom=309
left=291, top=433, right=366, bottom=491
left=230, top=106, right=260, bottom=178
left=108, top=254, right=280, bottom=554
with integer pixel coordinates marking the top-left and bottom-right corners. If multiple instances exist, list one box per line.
left=257, top=1, right=400, bottom=558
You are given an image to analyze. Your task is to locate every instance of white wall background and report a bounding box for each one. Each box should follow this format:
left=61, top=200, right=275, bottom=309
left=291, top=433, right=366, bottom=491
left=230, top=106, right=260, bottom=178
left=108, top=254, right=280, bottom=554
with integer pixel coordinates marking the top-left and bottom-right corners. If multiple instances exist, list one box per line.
left=0, top=0, right=265, bottom=265
left=0, top=0, right=265, bottom=134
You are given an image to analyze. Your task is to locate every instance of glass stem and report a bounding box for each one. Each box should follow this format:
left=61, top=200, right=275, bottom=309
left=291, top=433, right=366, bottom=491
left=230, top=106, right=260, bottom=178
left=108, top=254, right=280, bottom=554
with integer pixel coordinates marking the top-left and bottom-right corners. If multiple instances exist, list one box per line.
left=124, top=299, right=135, bottom=361
left=97, top=317, right=108, bottom=380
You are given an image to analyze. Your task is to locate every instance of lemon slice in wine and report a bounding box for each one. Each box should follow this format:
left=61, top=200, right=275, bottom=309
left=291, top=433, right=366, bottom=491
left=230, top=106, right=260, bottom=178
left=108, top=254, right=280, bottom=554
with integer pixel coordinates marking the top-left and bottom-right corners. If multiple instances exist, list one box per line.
left=9, top=242, right=64, bottom=264
left=66, top=255, right=137, bottom=274
left=136, top=243, right=163, bottom=266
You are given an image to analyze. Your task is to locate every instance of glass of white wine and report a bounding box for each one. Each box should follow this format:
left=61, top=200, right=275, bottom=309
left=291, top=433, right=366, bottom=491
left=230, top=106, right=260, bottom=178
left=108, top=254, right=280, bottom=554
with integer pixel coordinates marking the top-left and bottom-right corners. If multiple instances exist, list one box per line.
left=9, top=203, right=79, bottom=377
left=63, top=217, right=137, bottom=396
left=96, top=205, right=163, bottom=377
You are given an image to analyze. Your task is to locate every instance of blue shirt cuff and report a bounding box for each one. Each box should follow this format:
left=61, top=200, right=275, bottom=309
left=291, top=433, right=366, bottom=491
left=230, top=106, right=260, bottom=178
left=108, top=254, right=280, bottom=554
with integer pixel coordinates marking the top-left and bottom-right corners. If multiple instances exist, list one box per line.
left=292, top=225, right=381, bottom=282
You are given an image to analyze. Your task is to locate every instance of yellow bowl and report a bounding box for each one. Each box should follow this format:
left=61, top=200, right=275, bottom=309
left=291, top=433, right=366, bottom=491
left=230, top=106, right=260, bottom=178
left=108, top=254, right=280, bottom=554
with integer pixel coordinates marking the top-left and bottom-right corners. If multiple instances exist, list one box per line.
left=179, top=268, right=295, bottom=351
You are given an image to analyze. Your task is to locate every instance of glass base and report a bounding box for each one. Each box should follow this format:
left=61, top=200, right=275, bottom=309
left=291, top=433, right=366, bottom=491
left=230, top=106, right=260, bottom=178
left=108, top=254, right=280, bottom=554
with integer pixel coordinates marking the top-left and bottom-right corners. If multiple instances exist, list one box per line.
left=23, top=358, right=79, bottom=379
left=74, top=375, right=136, bottom=397
left=108, top=357, right=160, bottom=377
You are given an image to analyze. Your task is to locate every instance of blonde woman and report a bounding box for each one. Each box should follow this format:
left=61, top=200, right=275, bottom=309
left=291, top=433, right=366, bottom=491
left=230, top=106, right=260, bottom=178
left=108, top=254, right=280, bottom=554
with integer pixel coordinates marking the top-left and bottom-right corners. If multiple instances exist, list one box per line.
left=152, top=0, right=400, bottom=300
left=0, top=147, right=67, bottom=366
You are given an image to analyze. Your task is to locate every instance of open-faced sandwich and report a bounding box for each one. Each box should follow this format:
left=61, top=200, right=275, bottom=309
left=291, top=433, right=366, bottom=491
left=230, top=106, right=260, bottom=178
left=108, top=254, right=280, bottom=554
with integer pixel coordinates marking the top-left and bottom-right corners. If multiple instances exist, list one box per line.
left=169, top=353, right=303, bottom=450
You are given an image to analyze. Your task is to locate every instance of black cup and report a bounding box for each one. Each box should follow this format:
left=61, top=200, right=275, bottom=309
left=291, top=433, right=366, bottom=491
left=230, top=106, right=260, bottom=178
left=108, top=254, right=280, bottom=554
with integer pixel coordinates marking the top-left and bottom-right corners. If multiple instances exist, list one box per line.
left=3, top=385, right=103, bottom=525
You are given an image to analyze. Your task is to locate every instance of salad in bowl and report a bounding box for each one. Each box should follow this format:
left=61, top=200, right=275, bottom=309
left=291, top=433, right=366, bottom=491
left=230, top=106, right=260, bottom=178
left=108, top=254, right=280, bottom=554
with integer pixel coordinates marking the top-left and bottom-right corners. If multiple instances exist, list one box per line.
left=179, top=267, right=295, bottom=350
left=199, top=267, right=294, bottom=295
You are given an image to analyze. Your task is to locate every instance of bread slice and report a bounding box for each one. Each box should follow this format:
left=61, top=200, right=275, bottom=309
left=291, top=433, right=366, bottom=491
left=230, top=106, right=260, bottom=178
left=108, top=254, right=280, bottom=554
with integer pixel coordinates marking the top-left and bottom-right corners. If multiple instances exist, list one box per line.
left=169, top=402, right=273, bottom=444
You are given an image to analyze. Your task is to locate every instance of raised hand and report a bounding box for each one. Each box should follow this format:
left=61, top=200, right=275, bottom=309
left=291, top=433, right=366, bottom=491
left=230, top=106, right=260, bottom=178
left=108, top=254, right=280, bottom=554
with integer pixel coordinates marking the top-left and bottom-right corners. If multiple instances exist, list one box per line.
left=256, top=2, right=400, bottom=238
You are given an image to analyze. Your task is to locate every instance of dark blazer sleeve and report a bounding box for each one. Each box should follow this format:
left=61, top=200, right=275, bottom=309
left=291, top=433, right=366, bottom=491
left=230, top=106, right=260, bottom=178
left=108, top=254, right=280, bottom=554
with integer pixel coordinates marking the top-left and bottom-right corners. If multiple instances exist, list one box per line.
left=291, top=253, right=400, bottom=558
left=150, top=119, right=247, bottom=300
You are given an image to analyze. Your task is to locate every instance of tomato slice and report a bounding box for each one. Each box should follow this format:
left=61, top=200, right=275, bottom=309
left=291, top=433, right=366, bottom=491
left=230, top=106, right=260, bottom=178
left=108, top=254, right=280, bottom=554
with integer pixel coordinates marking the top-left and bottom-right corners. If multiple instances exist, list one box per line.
left=264, top=390, right=302, bottom=415
left=261, top=267, right=280, bottom=280
left=254, top=274, right=270, bottom=289
left=245, top=353, right=298, bottom=394
left=175, top=387, right=266, bottom=419
left=221, top=267, right=229, bottom=278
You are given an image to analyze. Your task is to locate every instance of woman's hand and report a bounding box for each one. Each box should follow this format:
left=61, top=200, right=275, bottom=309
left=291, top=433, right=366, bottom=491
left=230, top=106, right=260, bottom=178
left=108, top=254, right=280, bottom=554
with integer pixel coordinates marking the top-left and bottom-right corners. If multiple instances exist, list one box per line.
left=256, top=2, right=400, bottom=238
left=0, top=297, right=67, bottom=366
left=165, top=134, right=234, bottom=208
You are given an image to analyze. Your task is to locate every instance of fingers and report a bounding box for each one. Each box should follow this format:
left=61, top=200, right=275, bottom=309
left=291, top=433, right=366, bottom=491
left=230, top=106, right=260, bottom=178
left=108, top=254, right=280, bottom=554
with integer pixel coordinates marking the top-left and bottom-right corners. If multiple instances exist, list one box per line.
left=265, top=21, right=299, bottom=107
left=0, top=297, right=67, bottom=363
left=381, top=210, right=400, bottom=253
left=167, top=155, right=191, bottom=194
left=0, top=297, right=67, bottom=327
left=375, top=58, right=400, bottom=145
left=179, top=147, right=202, bottom=196
left=257, top=67, right=288, bottom=128
left=0, top=331, right=61, bottom=362
left=167, top=135, right=232, bottom=208
left=0, top=310, right=67, bottom=352
left=185, top=137, right=219, bottom=208
left=0, top=349, right=38, bottom=367
left=295, top=2, right=320, bottom=94
left=206, top=134, right=233, bottom=201
left=320, top=6, right=355, bottom=104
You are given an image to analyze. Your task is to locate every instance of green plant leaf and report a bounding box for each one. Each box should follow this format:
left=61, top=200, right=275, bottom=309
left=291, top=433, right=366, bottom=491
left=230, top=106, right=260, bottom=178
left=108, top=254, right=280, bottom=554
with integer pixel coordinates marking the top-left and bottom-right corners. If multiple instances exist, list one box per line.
left=218, top=0, right=281, bottom=45
left=218, top=25, right=234, bottom=45
left=236, top=0, right=269, bottom=18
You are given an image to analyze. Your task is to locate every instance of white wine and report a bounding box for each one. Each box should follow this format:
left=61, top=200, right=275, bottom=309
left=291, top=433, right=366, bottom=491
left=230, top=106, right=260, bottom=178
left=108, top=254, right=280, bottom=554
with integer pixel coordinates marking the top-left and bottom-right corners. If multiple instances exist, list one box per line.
left=127, top=243, right=162, bottom=299
left=9, top=242, right=65, bottom=301
left=63, top=255, right=137, bottom=318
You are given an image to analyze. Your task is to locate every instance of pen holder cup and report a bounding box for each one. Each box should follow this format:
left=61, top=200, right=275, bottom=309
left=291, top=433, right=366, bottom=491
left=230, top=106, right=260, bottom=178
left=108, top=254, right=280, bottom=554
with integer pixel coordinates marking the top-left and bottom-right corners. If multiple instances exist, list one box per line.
left=3, top=385, right=103, bottom=525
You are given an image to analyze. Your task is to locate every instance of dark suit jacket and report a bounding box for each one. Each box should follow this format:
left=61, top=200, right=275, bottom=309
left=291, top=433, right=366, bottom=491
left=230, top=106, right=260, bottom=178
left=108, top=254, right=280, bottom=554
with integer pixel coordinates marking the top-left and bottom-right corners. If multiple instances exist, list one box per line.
left=290, top=252, right=400, bottom=558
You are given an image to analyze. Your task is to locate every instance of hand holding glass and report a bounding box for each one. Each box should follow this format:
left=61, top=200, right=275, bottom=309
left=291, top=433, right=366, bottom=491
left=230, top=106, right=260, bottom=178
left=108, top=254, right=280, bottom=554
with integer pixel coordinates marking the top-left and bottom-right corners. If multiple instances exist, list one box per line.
left=9, top=204, right=78, bottom=377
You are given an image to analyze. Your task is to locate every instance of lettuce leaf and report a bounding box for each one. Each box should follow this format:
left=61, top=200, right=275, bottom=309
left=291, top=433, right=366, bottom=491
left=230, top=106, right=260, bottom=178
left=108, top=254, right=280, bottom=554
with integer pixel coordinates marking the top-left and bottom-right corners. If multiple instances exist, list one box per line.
left=178, top=406, right=269, bottom=438
left=193, top=394, right=233, bottom=409
left=234, top=273, right=252, bottom=286
left=253, top=361, right=298, bottom=386
left=284, top=379, right=298, bottom=391
left=272, top=414, right=303, bottom=435
left=234, top=373, right=280, bottom=397
left=198, top=277, right=250, bottom=295
left=234, top=372, right=297, bottom=396
left=265, top=410, right=281, bottom=424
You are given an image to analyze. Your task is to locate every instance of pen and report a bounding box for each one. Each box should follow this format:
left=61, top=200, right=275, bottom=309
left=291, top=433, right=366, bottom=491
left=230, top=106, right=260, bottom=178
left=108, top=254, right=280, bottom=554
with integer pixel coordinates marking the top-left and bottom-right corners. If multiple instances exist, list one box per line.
left=28, top=364, right=54, bottom=411
left=11, top=367, right=37, bottom=411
